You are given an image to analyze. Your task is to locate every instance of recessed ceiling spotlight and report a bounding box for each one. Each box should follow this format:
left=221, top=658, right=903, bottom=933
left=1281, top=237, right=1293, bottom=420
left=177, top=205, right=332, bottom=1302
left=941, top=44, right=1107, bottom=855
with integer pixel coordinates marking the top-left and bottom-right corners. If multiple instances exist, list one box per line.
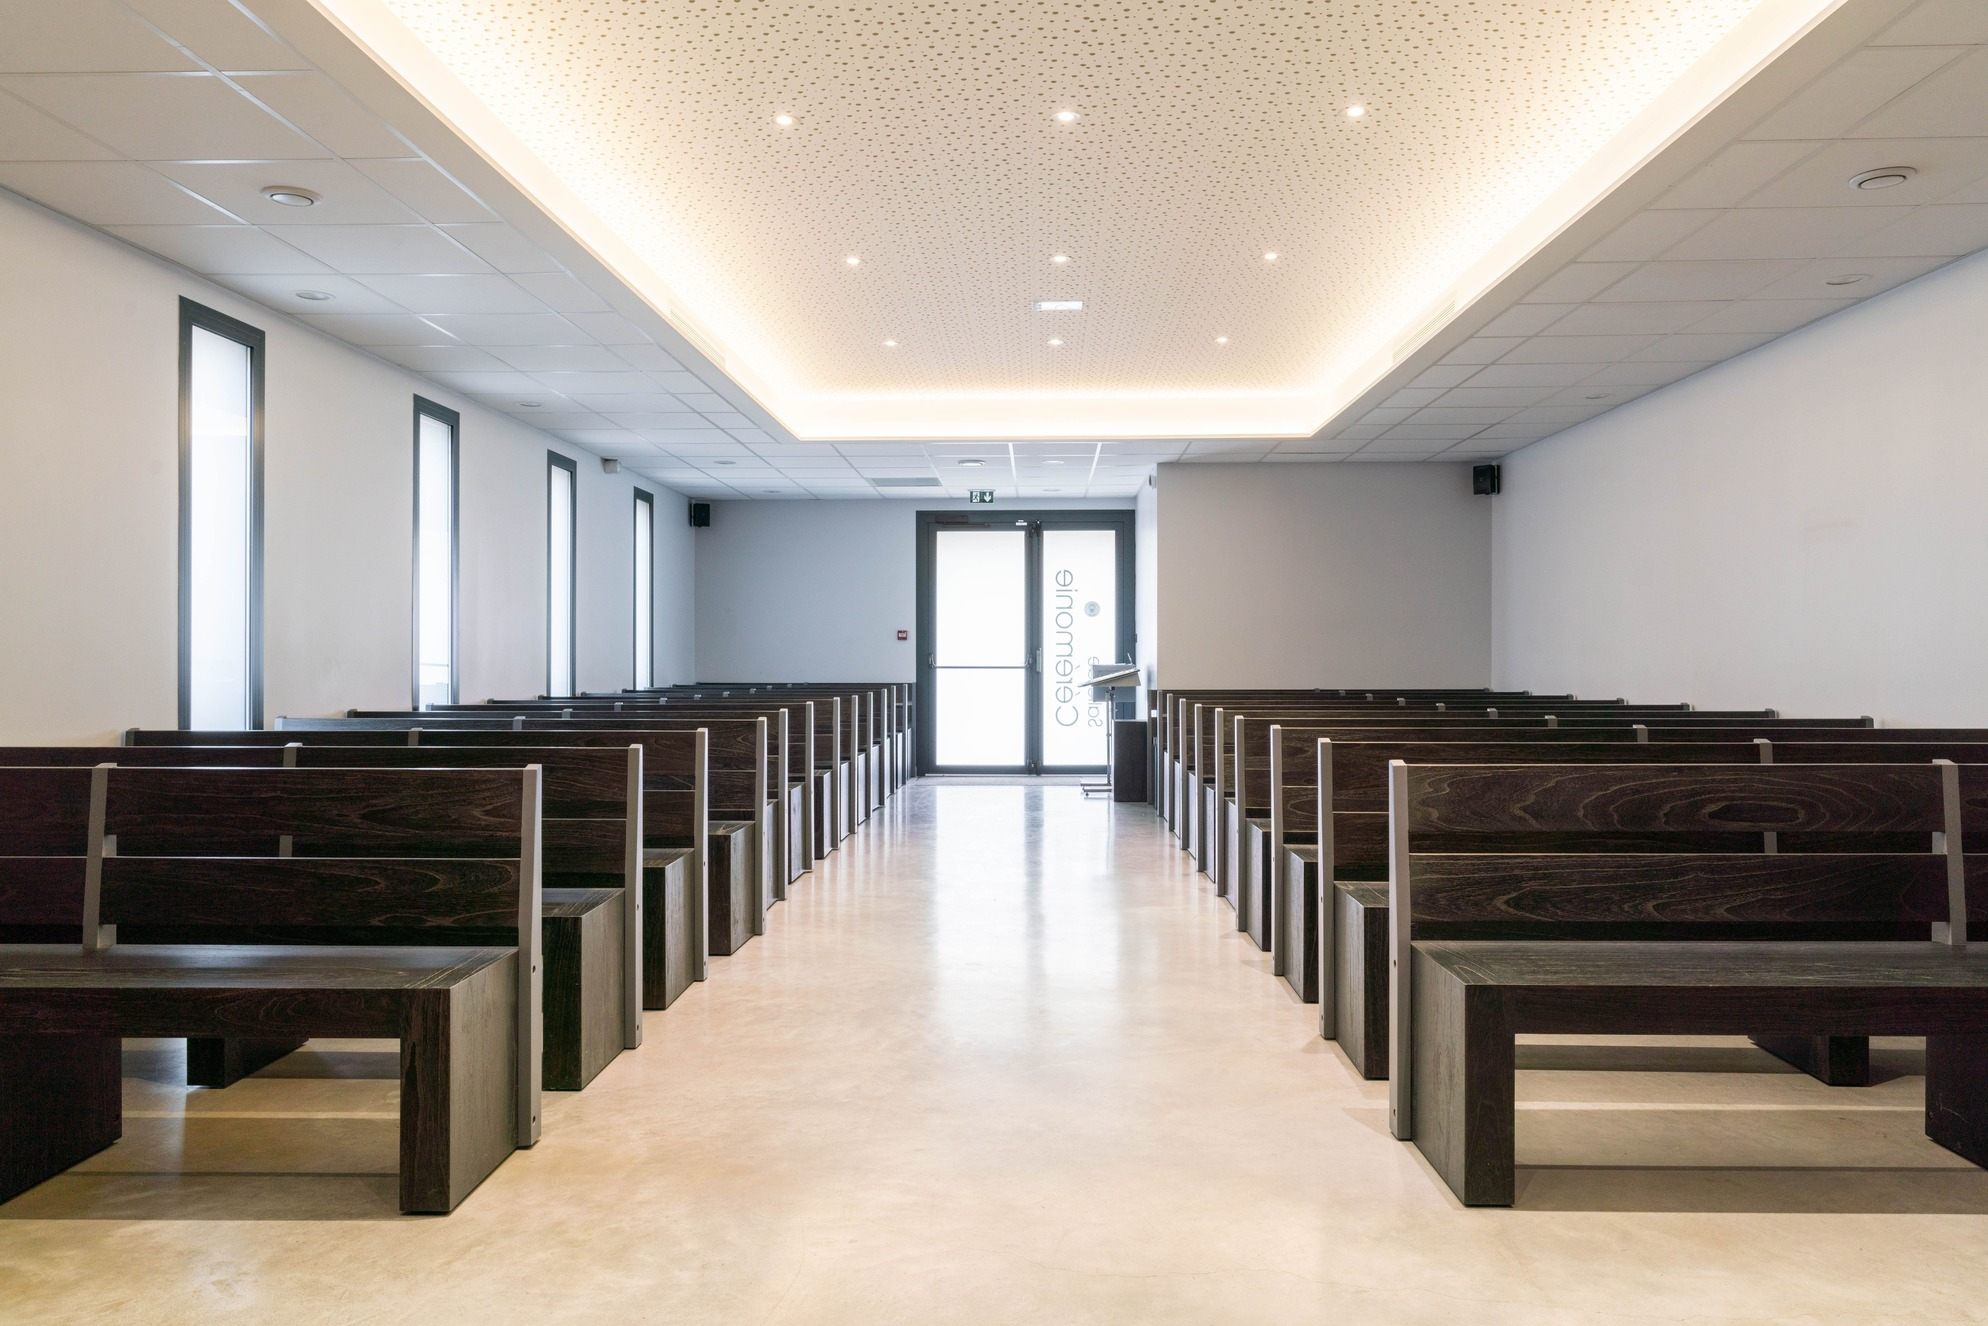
left=294, top=289, right=334, bottom=301
left=714, top=460, right=737, bottom=466
left=959, top=458, right=985, bottom=467
left=1584, top=392, right=1611, bottom=401
left=516, top=400, right=543, bottom=408
left=1850, top=166, right=1916, bottom=191
left=1051, top=253, right=1070, bottom=264
left=1043, top=487, right=1062, bottom=493
left=1054, top=109, right=1080, bottom=123
left=882, top=338, right=898, bottom=347
left=1824, top=273, right=1871, bottom=287
left=844, top=255, right=861, bottom=266
left=261, top=185, right=319, bottom=207
left=1044, top=459, right=1066, bottom=466
left=773, top=112, right=796, bottom=127
left=1214, top=335, right=1229, bottom=345
left=1345, top=104, right=1367, bottom=119
left=763, top=489, right=780, bottom=494
left=1033, top=299, right=1083, bottom=312
left=1047, top=337, right=1064, bottom=347
left=1262, top=251, right=1279, bottom=262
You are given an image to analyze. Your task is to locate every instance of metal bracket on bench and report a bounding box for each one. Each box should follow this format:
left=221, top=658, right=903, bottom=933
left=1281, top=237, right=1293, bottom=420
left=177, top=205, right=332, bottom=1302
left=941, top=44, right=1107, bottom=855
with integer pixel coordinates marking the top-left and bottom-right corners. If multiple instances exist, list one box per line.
left=1755, top=739, right=1777, bottom=855
left=279, top=744, right=301, bottom=858
left=623, top=745, right=644, bottom=1049
left=407, top=727, right=421, bottom=747
left=1634, top=724, right=1649, bottom=744
left=518, top=764, right=544, bottom=1147
left=82, top=763, right=115, bottom=953
left=1318, top=738, right=1337, bottom=1040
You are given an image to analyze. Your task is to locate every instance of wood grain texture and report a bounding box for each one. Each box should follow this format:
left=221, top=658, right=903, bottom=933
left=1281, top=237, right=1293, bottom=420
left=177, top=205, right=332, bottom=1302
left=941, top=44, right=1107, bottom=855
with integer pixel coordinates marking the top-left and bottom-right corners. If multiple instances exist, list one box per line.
left=0, top=1032, right=121, bottom=1204
left=640, top=849, right=693, bottom=1009
left=540, top=887, right=623, bottom=1091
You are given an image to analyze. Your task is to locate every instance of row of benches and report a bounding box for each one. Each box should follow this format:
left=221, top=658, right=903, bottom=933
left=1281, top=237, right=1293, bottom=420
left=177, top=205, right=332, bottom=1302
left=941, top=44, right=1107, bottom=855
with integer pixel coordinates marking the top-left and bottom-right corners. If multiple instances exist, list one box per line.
left=1148, top=687, right=1988, bottom=1205
left=0, top=681, right=912, bottom=1214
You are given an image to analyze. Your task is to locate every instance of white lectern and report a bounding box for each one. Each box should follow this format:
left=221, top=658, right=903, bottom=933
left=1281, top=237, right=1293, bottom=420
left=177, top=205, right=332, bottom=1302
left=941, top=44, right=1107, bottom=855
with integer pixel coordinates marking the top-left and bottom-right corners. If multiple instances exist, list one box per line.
left=1080, top=664, right=1142, bottom=797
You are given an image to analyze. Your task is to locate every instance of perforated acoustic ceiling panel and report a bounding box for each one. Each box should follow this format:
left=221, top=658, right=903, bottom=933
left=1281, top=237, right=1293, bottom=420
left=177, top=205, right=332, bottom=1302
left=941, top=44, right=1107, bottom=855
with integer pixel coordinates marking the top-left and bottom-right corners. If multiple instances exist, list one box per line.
left=317, top=0, right=1837, bottom=438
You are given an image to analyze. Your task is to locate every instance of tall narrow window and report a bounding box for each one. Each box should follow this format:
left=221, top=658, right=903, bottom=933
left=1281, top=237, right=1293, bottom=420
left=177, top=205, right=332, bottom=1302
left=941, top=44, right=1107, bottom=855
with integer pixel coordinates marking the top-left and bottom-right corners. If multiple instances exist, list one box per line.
left=178, top=299, right=264, bottom=729
left=547, top=452, right=577, bottom=696
left=413, top=398, right=459, bottom=708
left=632, top=488, right=654, bottom=689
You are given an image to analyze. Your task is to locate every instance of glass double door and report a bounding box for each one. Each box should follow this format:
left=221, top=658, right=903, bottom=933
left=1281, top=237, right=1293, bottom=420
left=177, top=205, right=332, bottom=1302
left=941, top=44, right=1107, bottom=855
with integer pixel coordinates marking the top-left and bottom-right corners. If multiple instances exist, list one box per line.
left=917, top=511, right=1134, bottom=773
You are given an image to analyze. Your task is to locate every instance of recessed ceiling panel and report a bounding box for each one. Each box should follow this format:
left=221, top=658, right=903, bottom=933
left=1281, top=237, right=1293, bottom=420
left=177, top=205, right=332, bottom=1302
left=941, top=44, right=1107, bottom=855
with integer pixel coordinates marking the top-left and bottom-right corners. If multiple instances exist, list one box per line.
left=320, top=0, right=1833, bottom=438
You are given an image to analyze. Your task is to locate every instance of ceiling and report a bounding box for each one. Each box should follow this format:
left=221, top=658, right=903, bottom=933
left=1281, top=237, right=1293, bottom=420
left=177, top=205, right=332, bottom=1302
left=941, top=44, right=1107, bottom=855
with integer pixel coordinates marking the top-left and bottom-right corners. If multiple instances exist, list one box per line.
left=0, top=0, right=1983, bottom=495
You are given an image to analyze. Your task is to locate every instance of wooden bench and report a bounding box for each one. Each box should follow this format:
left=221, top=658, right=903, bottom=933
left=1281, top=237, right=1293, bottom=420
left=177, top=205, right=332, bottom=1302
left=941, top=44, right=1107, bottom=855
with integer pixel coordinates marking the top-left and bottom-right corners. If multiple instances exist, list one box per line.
left=1282, top=733, right=1988, bottom=1081
left=1387, top=761, right=1988, bottom=1205
left=0, top=764, right=540, bottom=1214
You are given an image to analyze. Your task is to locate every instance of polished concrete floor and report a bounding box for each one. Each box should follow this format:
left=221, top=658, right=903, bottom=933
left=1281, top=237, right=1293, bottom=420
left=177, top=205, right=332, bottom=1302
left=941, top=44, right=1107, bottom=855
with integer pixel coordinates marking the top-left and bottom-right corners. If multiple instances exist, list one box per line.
left=6, top=780, right=1988, bottom=1323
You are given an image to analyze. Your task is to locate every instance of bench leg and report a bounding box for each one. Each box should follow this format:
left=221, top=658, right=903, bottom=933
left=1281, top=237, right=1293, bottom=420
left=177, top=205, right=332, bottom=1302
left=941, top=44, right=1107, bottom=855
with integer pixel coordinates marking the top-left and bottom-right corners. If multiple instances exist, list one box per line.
left=185, top=1036, right=307, bottom=1088
left=643, top=857, right=693, bottom=1010
left=399, top=965, right=518, bottom=1214
left=1333, top=887, right=1390, bottom=1079
left=1926, top=1033, right=1988, bottom=1168
left=1749, top=1034, right=1871, bottom=1087
left=1409, top=951, right=1515, bottom=1206
left=0, top=1033, right=122, bottom=1203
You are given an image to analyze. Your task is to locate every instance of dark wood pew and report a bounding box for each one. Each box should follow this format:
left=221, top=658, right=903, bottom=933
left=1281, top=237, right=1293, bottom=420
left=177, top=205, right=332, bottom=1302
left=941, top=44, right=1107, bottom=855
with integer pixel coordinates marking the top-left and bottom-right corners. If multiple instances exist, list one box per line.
left=0, top=764, right=541, bottom=1213
left=1386, top=760, right=1988, bottom=1206
left=1277, top=730, right=1988, bottom=1081
left=3, top=743, right=681, bottom=1091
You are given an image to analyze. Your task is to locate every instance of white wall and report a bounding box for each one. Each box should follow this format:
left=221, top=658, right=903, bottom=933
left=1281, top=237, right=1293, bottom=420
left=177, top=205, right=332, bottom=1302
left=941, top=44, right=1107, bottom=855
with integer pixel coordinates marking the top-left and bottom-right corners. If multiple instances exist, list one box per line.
left=1493, top=248, right=1988, bottom=727
left=693, top=496, right=1134, bottom=682
left=1154, top=462, right=1493, bottom=688
left=0, top=189, right=692, bottom=743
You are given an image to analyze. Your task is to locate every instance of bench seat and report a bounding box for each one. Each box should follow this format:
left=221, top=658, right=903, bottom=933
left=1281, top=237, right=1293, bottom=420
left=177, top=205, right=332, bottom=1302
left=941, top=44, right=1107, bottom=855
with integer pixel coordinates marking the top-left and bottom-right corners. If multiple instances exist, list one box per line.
left=1408, top=939, right=1988, bottom=1206
left=0, top=942, right=520, bottom=1214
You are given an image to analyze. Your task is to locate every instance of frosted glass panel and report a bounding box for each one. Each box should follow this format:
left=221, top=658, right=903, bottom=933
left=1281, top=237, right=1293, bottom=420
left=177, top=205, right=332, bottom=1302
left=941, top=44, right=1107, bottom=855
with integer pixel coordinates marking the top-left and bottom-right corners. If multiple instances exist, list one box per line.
left=633, top=495, right=654, bottom=688
left=1040, top=529, right=1118, bottom=767
left=415, top=413, right=455, bottom=707
left=934, top=529, right=1025, bottom=665
left=548, top=462, right=574, bottom=696
left=186, top=325, right=253, bottom=729
left=935, top=668, right=1026, bottom=766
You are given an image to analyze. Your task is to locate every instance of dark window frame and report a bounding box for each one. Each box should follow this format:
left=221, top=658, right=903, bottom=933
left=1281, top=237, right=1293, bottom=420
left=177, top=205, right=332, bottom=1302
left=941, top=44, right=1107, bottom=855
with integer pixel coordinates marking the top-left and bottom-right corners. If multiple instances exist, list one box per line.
left=632, top=486, right=655, bottom=689
left=177, top=297, right=266, bottom=730
left=546, top=451, right=579, bottom=696
left=411, top=396, right=461, bottom=709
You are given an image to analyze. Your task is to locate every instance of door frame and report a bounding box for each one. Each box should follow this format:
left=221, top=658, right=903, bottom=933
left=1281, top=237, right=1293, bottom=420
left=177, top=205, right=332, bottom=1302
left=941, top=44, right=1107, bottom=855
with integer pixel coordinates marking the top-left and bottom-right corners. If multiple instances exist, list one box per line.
left=915, top=509, right=1136, bottom=774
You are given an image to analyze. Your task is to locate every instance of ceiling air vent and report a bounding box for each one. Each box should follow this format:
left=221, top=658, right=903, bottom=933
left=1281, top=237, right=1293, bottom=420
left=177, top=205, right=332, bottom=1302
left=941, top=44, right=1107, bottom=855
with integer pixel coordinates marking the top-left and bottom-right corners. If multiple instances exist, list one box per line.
left=871, top=477, right=943, bottom=487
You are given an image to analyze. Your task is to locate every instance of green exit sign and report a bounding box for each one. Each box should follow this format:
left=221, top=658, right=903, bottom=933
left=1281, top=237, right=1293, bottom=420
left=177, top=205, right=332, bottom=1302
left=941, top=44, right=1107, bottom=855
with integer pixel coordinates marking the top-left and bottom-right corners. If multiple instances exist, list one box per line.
left=968, top=489, right=995, bottom=504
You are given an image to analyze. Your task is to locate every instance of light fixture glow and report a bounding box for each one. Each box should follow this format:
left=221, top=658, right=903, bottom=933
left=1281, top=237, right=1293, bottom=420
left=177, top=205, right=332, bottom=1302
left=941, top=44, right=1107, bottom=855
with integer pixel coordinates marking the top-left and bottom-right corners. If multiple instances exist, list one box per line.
left=1214, top=335, right=1229, bottom=344
left=773, top=112, right=796, bottom=127
left=1262, top=251, right=1279, bottom=262
left=958, top=458, right=985, bottom=467
left=882, top=338, right=898, bottom=347
left=1033, top=300, right=1083, bottom=312
left=1054, top=109, right=1080, bottom=123
left=1051, top=253, right=1070, bottom=264
left=1044, top=459, right=1065, bottom=465
left=261, top=186, right=319, bottom=207
left=1047, top=337, right=1064, bottom=347
left=1345, top=104, right=1367, bottom=119
left=294, top=289, right=335, bottom=301
left=844, top=255, right=861, bottom=266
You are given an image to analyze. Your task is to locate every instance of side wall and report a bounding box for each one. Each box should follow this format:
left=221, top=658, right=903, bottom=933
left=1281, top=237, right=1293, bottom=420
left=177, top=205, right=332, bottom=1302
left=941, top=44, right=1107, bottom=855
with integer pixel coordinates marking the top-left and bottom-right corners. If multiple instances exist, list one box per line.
left=1493, top=248, right=1988, bottom=726
left=1154, top=462, right=1494, bottom=688
left=692, top=496, right=1135, bottom=682
left=0, top=190, right=693, bottom=743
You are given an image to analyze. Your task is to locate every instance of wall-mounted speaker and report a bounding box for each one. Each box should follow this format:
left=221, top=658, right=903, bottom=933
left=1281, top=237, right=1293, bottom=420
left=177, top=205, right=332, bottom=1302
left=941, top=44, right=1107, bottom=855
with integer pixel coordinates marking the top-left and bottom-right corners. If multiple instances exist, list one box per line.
left=688, top=500, right=711, bottom=528
left=1472, top=464, right=1501, bottom=496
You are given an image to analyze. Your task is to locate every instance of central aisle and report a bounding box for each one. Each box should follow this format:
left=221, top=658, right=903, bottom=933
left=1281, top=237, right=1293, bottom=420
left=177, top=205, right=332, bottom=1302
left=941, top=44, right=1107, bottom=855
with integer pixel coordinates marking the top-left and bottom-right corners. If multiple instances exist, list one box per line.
left=8, top=780, right=1988, bottom=1323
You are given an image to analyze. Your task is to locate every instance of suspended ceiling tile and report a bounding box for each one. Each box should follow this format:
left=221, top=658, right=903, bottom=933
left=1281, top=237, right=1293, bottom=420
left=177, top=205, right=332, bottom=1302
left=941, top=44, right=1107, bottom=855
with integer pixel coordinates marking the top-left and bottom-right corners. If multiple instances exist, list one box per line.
left=371, top=343, right=515, bottom=373
left=0, top=72, right=328, bottom=159
left=1852, top=46, right=1988, bottom=140
left=566, top=310, right=651, bottom=344
left=512, top=271, right=607, bottom=313
left=273, top=223, right=492, bottom=274
left=0, top=0, right=197, bottom=73
left=293, top=311, right=454, bottom=344
left=123, top=0, right=312, bottom=71
left=1437, top=337, right=1526, bottom=365
left=0, top=86, right=119, bottom=159
left=1626, top=330, right=1780, bottom=361
left=1497, top=334, right=1660, bottom=363
left=1519, top=262, right=1639, bottom=303
left=351, top=157, right=493, bottom=223
left=217, top=271, right=406, bottom=314
left=232, top=72, right=410, bottom=156
left=420, top=312, right=590, bottom=344
left=1663, top=205, right=1914, bottom=259
left=1741, top=136, right=1988, bottom=209
left=1652, top=140, right=1819, bottom=209
left=156, top=158, right=416, bottom=225
left=490, top=344, right=630, bottom=372
left=1462, top=362, right=1601, bottom=388
left=1872, top=0, right=1988, bottom=50
left=1744, top=45, right=1962, bottom=142
left=1746, top=253, right=1951, bottom=299
left=356, top=273, right=552, bottom=314
left=104, top=222, right=329, bottom=273
left=1684, top=297, right=1855, bottom=335
left=1593, top=258, right=1805, bottom=302
left=0, top=160, right=230, bottom=223
left=1544, top=301, right=1720, bottom=335
left=1582, top=208, right=1723, bottom=262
